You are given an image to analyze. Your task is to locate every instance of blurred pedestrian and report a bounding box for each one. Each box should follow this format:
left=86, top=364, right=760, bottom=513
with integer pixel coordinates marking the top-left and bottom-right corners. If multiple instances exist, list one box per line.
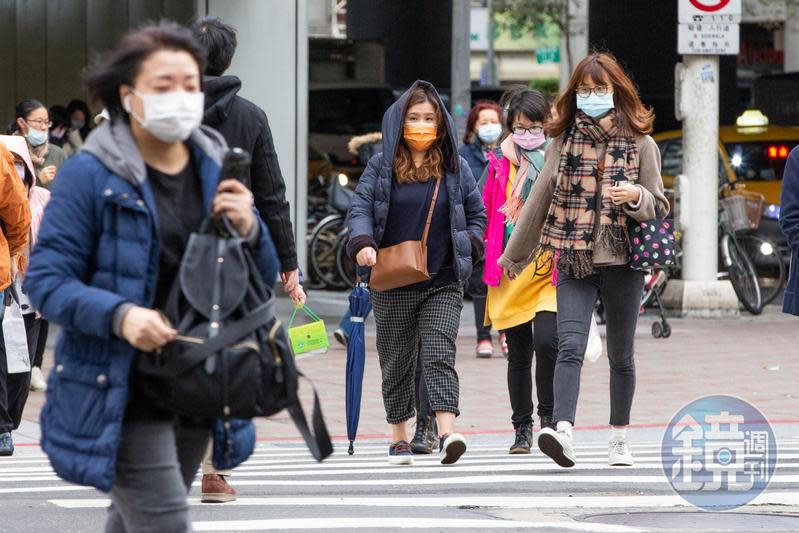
left=24, top=22, right=280, bottom=531
left=48, top=105, right=83, bottom=158
left=780, top=147, right=799, bottom=316
left=500, top=52, right=668, bottom=468
left=0, top=136, right=51, bottom=393
left=7, top=99, right=64, bottom=190
left=459, top=100, right=506, bottom=358
left=483, top=88, right=558, bottom=454
left=347, top=80, right=486, bottom=466
left=0, top=142, right=32, bottom=456
left=66, top=99, right=93, bottom=141
left=191, top=15, right=305, bottom=503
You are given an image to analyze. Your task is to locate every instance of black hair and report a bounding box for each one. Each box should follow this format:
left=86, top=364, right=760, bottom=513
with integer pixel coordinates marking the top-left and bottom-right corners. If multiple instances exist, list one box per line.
left=50, top=105, right=69, bottom=129
left=84, top=21, right=206, bottom=120
left=7, top=98, right=46, bottom=134
left=503, top=88, right=549, bottom=132
left=190, top=16, right=237, bottom=76
left=66, top=99, right=93, bottom=139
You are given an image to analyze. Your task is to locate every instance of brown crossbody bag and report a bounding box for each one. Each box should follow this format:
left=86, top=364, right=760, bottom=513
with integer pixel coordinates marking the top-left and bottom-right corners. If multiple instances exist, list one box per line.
left=369, top=177, right=442, bottom=292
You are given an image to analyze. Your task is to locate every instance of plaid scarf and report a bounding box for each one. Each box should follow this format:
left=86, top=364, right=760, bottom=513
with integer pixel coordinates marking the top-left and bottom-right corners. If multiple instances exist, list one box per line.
left=539, top=111, right=639, bottom=278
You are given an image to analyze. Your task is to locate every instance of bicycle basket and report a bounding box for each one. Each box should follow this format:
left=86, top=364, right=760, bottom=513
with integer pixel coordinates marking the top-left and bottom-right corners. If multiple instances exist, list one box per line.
left=720, top=191, right=764, bottom=231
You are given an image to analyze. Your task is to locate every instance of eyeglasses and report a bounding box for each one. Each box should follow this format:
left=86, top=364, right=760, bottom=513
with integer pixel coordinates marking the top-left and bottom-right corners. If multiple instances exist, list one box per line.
left=512, top=126, right=544, bottom=136
left=576, top=86, right=611, bottom=98
left=26, top=119, right=52, bottom=129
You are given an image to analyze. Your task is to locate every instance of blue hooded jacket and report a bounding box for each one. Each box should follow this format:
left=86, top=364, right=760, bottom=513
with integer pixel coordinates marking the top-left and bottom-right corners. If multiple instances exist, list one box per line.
left=23, top=120, right=279, bottom=492
left=346, top=80, right=486, bottom=280
left=780, top=146, right=799, bottom=315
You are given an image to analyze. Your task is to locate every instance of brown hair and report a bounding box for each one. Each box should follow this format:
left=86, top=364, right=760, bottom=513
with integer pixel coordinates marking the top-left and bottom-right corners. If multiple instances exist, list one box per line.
left=394, top=87, right=446, bottom=184
left=548, top=52, right=654, bottom=138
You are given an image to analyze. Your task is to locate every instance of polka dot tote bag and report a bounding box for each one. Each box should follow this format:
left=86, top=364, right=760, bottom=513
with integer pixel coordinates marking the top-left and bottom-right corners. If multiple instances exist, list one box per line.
left=628, top=209, right=675, bottom=270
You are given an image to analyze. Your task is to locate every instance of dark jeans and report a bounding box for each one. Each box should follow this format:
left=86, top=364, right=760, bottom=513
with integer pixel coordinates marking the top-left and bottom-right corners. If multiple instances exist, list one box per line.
left=32, top=319, right=49, bottom=368
left=468, top=258, right=492, bottom=342
left=505, top=312, right=558, bottom=428
left=553, top=265, right=644, bottom=427
left=105, top=419, right=210, bottom=533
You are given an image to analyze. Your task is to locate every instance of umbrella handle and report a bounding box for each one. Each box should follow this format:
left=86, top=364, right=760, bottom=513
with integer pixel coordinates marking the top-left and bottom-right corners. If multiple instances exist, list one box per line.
left=348, top=441, right=355, bottom=455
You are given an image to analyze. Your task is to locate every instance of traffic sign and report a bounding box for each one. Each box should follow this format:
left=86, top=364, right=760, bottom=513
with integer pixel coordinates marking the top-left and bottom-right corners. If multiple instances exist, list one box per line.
left=678, top=0, right=741, bottom=23
left=678, top=22, right=740, bottom=55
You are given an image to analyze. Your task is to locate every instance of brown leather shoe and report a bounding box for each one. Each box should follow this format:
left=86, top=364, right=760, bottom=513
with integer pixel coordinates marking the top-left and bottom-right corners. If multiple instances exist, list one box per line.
left=201, top=474, right=237, bottom=503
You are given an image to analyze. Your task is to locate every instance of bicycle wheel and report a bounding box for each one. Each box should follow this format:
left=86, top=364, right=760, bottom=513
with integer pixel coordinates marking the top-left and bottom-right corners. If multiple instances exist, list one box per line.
left=336, top=236, right=357, bottom=288
left=721, top=233, right=763, bottom=314
left=309, top=214, right=348, bottom=289
left=737, top=233, right=786, bottom=307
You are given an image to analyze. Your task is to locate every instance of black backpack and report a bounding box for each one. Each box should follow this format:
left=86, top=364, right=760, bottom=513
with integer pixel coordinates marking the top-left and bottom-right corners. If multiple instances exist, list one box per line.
left=137, top=214, right=332, bottom=461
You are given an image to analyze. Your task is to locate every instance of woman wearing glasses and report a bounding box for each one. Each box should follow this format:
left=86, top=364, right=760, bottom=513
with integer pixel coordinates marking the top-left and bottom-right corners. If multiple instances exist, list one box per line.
left=8, top=100, right=64, bottom=190
left=500, top=53, right=668, bottom=468
left=482, top=88, right=558, bottom=454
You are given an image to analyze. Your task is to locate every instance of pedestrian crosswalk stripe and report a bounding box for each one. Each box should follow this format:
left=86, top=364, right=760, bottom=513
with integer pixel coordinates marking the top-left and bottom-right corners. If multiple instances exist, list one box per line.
left=47, top=491, right=799, bottom=510
left=186, top=474, right=799, bottom=487
left=0, top=485, right=93, bottom=494
left=190, top=517, right=644, bottom=531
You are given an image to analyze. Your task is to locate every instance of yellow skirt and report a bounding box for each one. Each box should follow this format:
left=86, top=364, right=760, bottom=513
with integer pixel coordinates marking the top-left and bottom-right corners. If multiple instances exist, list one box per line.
left=486, top=257, right=558, bottom=331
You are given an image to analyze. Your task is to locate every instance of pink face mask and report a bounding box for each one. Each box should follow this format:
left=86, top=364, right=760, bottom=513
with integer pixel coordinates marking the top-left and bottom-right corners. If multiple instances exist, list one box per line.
left=512, top=131, right=546, bottom=150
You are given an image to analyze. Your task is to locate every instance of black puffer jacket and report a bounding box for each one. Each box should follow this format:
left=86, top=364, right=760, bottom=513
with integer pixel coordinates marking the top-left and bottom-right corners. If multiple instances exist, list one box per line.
left=203, top=75, right=297, bottom=272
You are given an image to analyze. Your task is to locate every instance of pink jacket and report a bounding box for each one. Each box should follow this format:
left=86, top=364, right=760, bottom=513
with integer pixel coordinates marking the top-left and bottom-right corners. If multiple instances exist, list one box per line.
left=482, top=150, right=511, bottom=287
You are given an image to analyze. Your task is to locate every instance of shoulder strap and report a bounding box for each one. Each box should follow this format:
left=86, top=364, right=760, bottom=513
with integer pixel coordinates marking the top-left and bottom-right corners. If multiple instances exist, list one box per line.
left=420, top=177, right=442, bottom=246
left=287, top=372, right=334, bottom=461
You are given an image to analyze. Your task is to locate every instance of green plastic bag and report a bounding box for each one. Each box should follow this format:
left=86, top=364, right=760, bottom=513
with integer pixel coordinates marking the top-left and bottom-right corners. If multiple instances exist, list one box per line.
left=288, top=306, right=329, bottom=355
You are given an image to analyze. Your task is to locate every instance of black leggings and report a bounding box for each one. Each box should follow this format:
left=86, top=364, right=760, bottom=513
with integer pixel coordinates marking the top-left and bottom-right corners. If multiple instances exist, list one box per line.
left=505, top=311, right=558, bottom=428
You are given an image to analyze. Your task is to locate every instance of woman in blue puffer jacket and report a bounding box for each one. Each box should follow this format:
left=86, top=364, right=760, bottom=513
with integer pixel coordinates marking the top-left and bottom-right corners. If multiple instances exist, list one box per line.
left=24, top=23, right=279, bottom=532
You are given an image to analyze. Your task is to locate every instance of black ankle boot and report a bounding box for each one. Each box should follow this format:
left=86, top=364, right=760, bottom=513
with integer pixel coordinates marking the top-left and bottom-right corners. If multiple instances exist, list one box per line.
left=411, top=416, right=437, bottom=454
left=540, top=415, right=556, bottom=431
left=509, top=422, right=533, bottom=454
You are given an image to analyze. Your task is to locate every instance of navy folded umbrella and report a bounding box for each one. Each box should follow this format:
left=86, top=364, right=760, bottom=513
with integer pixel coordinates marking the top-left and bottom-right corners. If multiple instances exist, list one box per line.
left=345, top=282, right=370, bottom=455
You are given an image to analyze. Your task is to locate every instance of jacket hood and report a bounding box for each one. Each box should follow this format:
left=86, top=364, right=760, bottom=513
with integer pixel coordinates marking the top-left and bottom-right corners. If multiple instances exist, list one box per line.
left=82, top=119, right=227, bottom=186
left=202, top=75, right=242, bottom=127
left=381, top=80, right=459, bottom=173
left=0, top=135, right=36, bottom=188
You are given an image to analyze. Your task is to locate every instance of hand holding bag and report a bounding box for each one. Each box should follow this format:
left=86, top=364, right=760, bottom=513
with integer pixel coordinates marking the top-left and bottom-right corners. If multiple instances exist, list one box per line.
left=369, top=177, right=441, bottom=291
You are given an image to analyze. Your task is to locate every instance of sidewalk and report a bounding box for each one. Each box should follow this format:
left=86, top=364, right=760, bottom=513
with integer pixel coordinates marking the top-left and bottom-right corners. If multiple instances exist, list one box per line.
left=19, top=290, right=799, bottom=446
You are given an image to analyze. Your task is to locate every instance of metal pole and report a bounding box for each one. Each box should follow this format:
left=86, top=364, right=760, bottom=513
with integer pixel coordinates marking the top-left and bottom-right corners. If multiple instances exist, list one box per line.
left=486, top=0, right=497, bottom=85
left=681, top=55, right=720, bottom=282
left=451, top=0, right=471, bottom=145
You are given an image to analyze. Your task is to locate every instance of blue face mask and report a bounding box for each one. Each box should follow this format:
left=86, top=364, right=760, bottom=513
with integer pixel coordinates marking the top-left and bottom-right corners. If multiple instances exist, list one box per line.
left=576, top=92, right=615, bottom=119
left=26, top=126, right=48, bottom=147
left=477, top=123, right=502, bottom=144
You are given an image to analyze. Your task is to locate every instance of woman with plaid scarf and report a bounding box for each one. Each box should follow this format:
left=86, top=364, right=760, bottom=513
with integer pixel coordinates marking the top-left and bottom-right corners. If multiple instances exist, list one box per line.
left=499, top=53, right=669, bottom=468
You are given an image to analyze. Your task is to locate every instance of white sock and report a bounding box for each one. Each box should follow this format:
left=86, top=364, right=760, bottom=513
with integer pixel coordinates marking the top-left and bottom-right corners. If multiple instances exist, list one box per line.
left=556, top=421, right=573, bottom=437
left=611, top=427, right=627, bottom=442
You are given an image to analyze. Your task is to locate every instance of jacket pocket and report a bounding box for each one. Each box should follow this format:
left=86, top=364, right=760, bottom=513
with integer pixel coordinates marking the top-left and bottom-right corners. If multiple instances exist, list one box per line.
left=48, top=361, right=111, bottom=439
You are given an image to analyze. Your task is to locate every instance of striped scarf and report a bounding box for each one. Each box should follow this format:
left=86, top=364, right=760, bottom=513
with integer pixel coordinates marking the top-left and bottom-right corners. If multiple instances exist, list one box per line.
left=539, top=111, right=639, bottom=278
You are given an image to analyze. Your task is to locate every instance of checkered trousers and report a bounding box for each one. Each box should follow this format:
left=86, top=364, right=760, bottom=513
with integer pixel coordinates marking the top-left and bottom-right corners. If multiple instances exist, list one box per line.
left=371, top=283, right=464, bottom=424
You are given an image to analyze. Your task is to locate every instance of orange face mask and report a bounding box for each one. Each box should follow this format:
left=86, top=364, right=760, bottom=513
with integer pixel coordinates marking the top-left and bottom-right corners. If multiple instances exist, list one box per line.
left=403, top=123, right=437, bottom=152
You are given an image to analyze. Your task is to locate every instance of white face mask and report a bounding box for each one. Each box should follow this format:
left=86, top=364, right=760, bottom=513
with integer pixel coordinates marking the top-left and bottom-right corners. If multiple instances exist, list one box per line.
left=123, top=89, right=204, bottom=143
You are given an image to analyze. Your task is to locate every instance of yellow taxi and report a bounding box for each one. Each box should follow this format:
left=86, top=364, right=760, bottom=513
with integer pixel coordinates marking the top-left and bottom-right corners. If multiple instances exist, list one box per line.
left=653, top=110, right=799, bottom=219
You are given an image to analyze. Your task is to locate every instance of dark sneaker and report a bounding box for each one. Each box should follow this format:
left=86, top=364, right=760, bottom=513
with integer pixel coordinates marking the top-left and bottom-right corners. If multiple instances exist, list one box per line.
left=539, top=415, right=556, bottom=431
left=438, top=433, right=466, bottom=465
left=333, top=328, right=348, bottom=347
left=410, top=416, right=438, bottom=454
left=388, top=440, right=414, bottom=465
left=537, top=427, right=576, bottom=468
left=0, top=432, right=14, bottom=457
left=509, top=423, right=533, bottom=454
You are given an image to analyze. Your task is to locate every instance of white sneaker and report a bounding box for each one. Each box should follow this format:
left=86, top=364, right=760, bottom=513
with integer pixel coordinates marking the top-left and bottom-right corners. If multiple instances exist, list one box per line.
left=537, top=427, right=576, bottom=468
left=30, top=367, right=47, bottom=392
left=608, top=439, right=634, bottom=466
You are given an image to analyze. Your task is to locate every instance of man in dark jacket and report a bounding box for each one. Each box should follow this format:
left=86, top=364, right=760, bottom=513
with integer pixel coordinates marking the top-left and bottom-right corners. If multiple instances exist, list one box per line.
left=192, top=16, right=304, bottom=304
left=191, top=15, right=305, bottom=504
left=780, top=147, right=799, bottom=316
